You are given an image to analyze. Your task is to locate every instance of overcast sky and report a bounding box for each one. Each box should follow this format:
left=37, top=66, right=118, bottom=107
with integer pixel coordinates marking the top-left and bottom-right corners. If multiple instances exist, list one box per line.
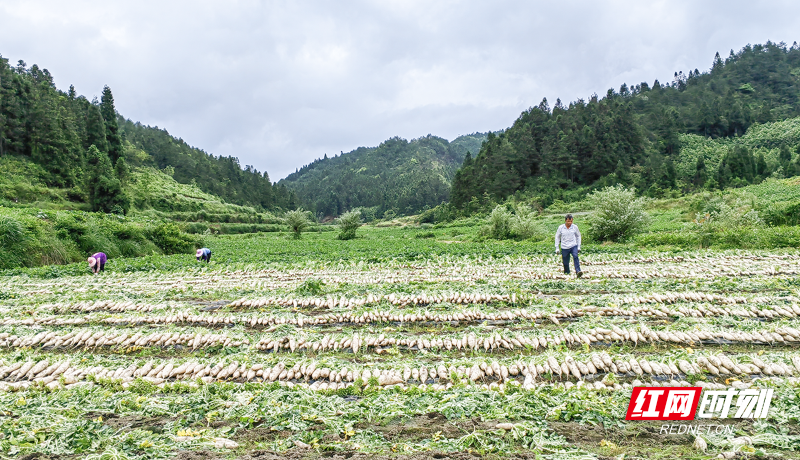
left=1, top=1, right=799, bottom=180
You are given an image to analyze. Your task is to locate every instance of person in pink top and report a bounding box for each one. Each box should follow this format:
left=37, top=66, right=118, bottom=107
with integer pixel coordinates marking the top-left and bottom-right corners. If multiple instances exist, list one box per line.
left=87, top=252, right=107, bottom=274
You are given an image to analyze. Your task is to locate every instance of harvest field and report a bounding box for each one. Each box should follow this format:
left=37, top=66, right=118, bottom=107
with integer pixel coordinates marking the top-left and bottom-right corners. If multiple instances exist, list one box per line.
left=2, top=228, right=800, bottom=459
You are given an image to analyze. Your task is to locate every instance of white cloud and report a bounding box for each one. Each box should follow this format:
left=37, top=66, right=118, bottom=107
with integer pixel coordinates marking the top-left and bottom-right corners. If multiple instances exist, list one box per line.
left=1, top=0, right=799, bottom=179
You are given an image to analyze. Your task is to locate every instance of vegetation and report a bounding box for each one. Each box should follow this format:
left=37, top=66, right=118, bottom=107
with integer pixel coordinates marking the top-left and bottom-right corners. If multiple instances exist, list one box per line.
left=280, top=133, right=487, bottom=218
left=0, top=55, right=296, bottom=214
left=336, top=210, right=362, bottom=240
left=587, top=185, right=650, bottom=242
left=452, top=42, right=800, bottom=208
left=0, top=207, right=200, bottom=270
left=283, top=208, right=312, bottom=239
left=1, top=226, right=799, bottom=458
left=3, top=41, right=800, bottom=458
left=120, top=119, right=297, bottom=210
left=484, top=205, right=513, bottom=240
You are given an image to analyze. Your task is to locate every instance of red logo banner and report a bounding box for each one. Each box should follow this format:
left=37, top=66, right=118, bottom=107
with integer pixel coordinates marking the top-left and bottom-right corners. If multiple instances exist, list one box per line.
left=626, top=387, right=703, bottom=420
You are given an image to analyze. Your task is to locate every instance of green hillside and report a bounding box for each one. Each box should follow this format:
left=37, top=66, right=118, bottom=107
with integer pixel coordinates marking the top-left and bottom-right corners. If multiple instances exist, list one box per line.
left=0, top=55, right=295, bottom=213
left=452, top=41, right=800, bottom=208
left=676, top=116, right=800, bottom=181
left=280, top=133, right=487, bottom=218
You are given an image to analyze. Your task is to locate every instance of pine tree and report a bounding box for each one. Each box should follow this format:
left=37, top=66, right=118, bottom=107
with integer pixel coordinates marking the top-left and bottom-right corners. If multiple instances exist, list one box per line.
left=664, top=158, right=677, bottom=188
left=755, top=152, right=767, bottom=178
left=712, top=51, right=724, bottom=72
left=779, top=145, right=792, bottom=163
left=100, top=86, right=123, bottom=164
left=114, top=157, right=130, bottom=184
left=85, top=104, right=108, bottom=154
left=614, top=159, right=629, bottom=185
left=793, top=145, right=800, bottom=177
left=86, top=145, right=129, bottom=213
left=693, top=155, right=707, bottom=187
left=787, top=148, right=800, bottom=177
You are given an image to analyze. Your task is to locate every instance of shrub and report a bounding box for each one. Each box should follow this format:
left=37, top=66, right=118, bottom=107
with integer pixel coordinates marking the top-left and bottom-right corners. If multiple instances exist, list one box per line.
left=636, top=230, right=700, bottom=248
left=0, top=216, right=27, bottom=268
left=486, top=205, right=513, bottom=240
left=284, top=209, right=312, bottom=239
left=336, top=210, right=362, bottom=240
left=756, top=226, right=800, bottom=248
left=0, top=215, right=25, bottom=248
left=357, top=206, right=379, bottom=223
left=761, top=200, right=800, bottom=226
left=417, top=208, right=436, bottom=224
left=692, top=196, right=762, bottom=248
left=588, top=185, right=650, bottom=242
left=510, top=204, right=545, bottom=240
left=145, top=223, right=200, bottom=254
left=695, top=196, right=762, bottom=230
left=417, top=203, right=458, bottom=224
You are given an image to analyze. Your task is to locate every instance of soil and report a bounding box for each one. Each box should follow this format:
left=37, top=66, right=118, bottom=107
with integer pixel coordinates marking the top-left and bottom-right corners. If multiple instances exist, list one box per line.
left=175, top=450, right=223, bottom=460
left=354, top=412, right=496, bottom=442
left=240, top=451, right=526, bottom=459
left=230, top=417, right=800, bottom=460
left=547, top=420, right=799, bottom=460
left=83, top=411, right=176, bottom=433
left=18, top=455, right=77, bottom=460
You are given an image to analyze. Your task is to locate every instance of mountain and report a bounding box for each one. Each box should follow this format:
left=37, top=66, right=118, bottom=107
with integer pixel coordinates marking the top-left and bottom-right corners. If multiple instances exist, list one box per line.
left=0, top=54, right=295, bottom=213
left=451, top=41, right=800, bottom=208
left=280, top=133, right=487, bottom=218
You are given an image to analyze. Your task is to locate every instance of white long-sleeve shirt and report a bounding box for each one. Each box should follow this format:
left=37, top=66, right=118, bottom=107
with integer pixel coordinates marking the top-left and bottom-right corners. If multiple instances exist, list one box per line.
left=555, top=223, right=581, bottom=251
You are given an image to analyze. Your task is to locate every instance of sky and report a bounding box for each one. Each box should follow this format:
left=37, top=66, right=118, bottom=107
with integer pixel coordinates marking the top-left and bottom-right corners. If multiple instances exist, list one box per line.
left=1, top=1, right=799, bottom=180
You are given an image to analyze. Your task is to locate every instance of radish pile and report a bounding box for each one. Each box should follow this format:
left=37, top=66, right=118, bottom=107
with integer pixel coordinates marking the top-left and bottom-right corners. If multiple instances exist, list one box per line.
left=2, top=245, right=800, bottom=459
left=0, top=250, right=798, bottom=393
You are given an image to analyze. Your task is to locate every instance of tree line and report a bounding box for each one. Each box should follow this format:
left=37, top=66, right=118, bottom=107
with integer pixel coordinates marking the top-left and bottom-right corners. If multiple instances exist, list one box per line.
left=451, top=41, right=800, bottom=209
left=0, top=55, right=295, bottom=214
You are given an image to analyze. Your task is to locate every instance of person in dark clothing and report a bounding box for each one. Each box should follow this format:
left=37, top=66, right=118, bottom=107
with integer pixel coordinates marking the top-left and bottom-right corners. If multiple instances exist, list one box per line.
left=88, top=252, right=107, bottom=274
left=196, top=248, right=212, bottom=263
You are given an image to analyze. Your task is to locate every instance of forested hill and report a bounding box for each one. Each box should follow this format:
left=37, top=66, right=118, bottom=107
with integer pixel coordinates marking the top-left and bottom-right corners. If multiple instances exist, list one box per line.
left=119, top=119, right=296, bottom=210
left=452, top=41, right=800, bottom=208
left=0, top=54, right=295, bottom=212
left=280, top=133, right=487, bottom=218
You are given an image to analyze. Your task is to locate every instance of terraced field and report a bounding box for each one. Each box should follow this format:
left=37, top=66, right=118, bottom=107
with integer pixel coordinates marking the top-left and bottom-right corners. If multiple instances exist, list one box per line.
left=2, top=247, right=800, bottom=459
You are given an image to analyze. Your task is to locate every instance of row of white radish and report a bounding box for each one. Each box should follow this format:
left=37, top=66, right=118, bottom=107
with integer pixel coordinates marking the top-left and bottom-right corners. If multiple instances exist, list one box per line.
left=3, top=373, right=784, bottom=393
left=15, top=292, right=795, bottom=321
left=3, top=321, right=800, bottom=352
left=0, top=330, right=248, bottom=349
left=252, top=325, right=800, bottom=353
left=5, top=254, right=798, bottom=298
left=2, top=352, right=798, bottom=391
left=9, top=301, right=798, bottom=329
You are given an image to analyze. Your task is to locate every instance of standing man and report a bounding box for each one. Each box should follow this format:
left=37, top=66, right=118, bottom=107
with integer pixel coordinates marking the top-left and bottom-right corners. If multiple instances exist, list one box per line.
left=555, top=214, right=583, bottom=278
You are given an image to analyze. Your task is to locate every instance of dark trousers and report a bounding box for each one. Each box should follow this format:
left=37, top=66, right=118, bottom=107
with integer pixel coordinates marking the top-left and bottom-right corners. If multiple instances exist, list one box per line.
left=199, top=254, right=211, bottom=263
left=561, top=246, right=581, bottom=274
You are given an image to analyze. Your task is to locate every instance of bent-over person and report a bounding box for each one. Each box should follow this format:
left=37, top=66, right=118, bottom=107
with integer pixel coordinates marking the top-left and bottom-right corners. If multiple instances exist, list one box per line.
left=88, top=252, right=107, bottom=274
left=196, top=248, right=212, bottom=263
